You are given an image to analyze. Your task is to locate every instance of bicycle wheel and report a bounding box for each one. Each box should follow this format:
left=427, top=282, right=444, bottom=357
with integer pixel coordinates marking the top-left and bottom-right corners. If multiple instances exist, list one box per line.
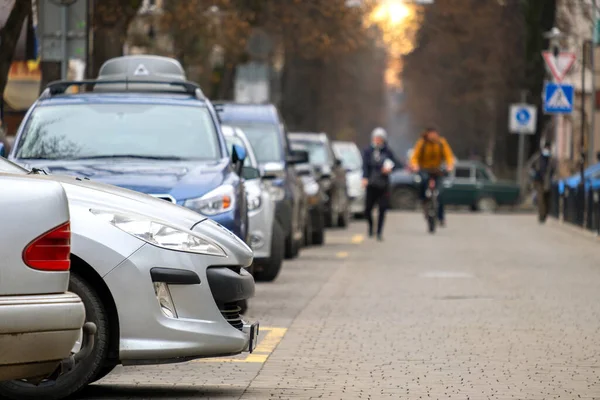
left=427, top=198, right=437, bottom=234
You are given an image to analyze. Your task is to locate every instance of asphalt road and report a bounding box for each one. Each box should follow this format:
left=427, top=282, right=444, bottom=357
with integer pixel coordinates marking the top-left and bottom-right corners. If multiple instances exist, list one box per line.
left=80, top=212, right=600, bottom=399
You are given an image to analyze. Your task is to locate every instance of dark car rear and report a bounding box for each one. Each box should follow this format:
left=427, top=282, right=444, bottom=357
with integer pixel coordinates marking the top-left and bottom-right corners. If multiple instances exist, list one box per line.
left=289, top=132, right=350, bottom=228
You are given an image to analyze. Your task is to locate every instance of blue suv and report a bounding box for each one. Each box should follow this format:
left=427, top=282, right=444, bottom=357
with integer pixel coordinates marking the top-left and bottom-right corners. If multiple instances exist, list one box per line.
left=8, top=55, right=250, bottom=242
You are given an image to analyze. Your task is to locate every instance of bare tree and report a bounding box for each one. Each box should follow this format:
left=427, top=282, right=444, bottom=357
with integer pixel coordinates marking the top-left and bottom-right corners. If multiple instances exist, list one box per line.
left=0, top=0, right=32, bottom=99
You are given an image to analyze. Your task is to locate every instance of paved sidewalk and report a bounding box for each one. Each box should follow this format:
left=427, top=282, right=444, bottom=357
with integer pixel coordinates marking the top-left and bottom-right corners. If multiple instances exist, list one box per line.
left=84, top=212, right=600, bottom=399
left=240, top=213, right=600, bottom=399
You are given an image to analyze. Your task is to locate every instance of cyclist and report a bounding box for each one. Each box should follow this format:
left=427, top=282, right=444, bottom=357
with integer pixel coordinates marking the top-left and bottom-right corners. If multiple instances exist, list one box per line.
left=409, top=127, right=455, bottom=226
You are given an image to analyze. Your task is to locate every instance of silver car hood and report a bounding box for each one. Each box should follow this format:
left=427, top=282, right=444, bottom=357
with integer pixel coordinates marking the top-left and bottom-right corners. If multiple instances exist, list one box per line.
left=31, top=174, right=205, bottom=230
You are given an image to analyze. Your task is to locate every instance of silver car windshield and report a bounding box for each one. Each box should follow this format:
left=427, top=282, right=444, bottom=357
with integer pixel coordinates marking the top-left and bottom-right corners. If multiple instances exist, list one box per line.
left=333, top=144, right=362, bottom=170
left=231, top=123, right=282, bottom=164
left=290, top=140, right=329, bottom=165
left=15, top=103, right=222, bottom=161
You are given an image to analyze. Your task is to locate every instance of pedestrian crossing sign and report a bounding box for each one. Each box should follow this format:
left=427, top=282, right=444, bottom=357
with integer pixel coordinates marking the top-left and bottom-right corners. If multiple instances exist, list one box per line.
left=543, top=82, right=574, bottom=114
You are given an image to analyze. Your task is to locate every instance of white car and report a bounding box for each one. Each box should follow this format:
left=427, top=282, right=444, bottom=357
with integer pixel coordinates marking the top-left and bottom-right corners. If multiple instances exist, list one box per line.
left=0, top=176, right=90, bottom=383
left=0, top=158, right=258, bottom=400
left=222, top=125, right=284, bottom=282
left=332, top=140, right=365, bottom=216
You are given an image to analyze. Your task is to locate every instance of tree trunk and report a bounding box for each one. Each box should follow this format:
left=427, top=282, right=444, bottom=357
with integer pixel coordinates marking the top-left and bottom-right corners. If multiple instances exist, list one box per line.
left=91, top=26, right=129, bottom=77
left=40, top=61, right=61, bottom=94
left=90, top=0, right=143, bottom=77
left=0, top=0, right=32, bottom=101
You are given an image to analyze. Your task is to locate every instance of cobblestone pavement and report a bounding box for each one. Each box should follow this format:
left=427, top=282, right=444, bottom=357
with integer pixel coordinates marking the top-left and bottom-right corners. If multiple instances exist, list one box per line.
left=80, top=213, right=600, bottom=400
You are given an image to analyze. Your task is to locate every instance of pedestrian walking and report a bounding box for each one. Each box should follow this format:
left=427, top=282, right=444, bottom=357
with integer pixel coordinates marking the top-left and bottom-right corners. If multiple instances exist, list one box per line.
left=361, top=127, right=398, bottom=241
left=530, top=141, right=556, bottom=223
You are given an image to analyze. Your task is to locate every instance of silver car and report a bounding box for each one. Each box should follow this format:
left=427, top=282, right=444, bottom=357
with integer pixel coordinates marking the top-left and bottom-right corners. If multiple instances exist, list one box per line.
left=332, top=140, right=365, bottom=217
left=0, top=176, right=90, bottom=383
left=222, top=125, right=284, bottom=282
left=0, top=158, right=259, bottom=400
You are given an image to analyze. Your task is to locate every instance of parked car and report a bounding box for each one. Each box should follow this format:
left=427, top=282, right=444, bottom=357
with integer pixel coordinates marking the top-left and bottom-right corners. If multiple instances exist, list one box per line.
left=213, top=102, right=309, bottom=258
left=0, top=157, right=258, bottom=400
left=389, top=160, right=521, bottom=212
left=0, top=176, right=91, bottom=383
left=294, top=162, right=327, bottom=246
left=222, top=125, right=285, bottom=282
left=332, top=140, right=365, bottom=217
left=289, top=132, right=350, bottom=228
left=8, top=55, right=250, bottom=244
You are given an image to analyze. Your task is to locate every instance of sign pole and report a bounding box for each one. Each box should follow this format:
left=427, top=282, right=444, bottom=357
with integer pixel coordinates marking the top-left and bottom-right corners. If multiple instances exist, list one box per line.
left=516, top=91, right=528, bottom=184
left=61, top=4, right=69, bottom=80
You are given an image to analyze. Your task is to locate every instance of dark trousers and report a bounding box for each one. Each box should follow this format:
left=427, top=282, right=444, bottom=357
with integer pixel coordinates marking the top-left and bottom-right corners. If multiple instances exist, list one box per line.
left=419, top=172, right=445, bottom=221
left=534, top=181, right=550, bottom=222
left=365, top=185, right=389, bottom=236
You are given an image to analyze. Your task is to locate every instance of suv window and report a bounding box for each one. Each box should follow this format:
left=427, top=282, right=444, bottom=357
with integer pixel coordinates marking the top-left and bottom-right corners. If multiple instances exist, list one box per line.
left=454, top=167, right=472, bottom=179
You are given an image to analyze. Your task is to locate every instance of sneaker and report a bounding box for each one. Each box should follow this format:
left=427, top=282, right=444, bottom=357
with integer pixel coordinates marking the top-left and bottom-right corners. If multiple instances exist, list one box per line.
left=377, top=235, right=383, bottom=241
left=439, top=220, right=446, bottom=227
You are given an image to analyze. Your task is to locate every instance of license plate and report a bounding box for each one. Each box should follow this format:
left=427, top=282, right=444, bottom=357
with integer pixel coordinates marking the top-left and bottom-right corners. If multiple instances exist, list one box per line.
left=248, top=322, right=259, bottom=353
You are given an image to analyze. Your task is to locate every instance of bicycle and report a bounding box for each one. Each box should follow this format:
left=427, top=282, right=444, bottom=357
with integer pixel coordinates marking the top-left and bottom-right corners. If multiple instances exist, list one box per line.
left=422, top=169, right=446, bottom=234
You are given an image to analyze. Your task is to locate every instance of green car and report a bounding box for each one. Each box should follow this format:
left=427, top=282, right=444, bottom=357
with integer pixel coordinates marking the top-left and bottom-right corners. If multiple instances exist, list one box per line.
left=389, top=161, right=521, bottom=212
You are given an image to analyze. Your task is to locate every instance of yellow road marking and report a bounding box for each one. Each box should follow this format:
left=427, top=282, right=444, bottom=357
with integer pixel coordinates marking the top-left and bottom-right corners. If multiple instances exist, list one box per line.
left=325, top=234, right=365, bottom=245
left=336, top=251, right=349, bottom=258
left=193, top=326, right=287, bottom=363
left=351, top=234, right=364, bottom=244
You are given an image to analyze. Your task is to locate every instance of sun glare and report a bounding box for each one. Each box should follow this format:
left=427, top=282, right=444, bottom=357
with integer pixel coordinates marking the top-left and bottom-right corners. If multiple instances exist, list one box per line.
left=367, top=0, right=421, bottom=88
left=371, top=0, right=412, bottom=26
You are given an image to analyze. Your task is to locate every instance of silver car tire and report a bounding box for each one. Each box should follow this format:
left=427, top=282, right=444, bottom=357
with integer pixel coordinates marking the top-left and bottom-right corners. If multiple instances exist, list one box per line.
left=0, top=272, right=110, bottom=400
left=255, top=222, right=285, bottom=282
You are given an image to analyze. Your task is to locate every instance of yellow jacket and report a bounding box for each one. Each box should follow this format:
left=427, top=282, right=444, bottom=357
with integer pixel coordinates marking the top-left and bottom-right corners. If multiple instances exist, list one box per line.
left=410, top=137, right=455, bottom=171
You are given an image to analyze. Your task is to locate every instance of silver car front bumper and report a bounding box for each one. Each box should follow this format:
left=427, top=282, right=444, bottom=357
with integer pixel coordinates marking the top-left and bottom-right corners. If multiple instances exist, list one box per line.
left=103, top=242, right=258, bottom=364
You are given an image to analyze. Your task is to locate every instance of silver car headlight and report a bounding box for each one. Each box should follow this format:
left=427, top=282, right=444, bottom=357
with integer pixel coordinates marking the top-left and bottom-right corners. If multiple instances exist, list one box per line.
left=183, top=184, right=236, bottom=216
left=247, top=192, right=262, bottom=211
left=90, top=209, right=226, bottom=257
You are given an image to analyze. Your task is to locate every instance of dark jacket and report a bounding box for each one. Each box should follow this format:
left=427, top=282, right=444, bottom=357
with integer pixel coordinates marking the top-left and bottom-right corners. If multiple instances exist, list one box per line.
left=362, top=144, right=398, bottom=189
left=531, top=152, right=556, bottom=191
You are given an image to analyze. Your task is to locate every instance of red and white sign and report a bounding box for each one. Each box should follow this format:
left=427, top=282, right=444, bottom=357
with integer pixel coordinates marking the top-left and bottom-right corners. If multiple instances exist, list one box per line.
left=542, top=51, right=576, bottom=82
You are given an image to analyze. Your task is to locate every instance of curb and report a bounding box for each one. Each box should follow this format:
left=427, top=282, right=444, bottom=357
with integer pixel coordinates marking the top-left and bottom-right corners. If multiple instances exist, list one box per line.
left=547, top=217, right=600, bottom=241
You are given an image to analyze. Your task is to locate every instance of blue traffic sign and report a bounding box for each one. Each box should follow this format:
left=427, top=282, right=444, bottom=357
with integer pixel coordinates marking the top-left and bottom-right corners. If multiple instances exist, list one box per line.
left=516, top=109, right=530, bottom=124
left=543, top=82, right=574, bottom=114
left=509, top=104, right=537, bottom=134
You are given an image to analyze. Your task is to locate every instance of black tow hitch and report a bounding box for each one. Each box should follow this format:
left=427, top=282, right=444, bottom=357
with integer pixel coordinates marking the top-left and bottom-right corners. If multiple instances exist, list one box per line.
left=52, top=322, right=98, bottom=380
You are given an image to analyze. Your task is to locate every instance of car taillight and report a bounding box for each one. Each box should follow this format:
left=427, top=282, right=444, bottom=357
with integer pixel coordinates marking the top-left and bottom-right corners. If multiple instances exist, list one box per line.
left=23, top=221, right=71, bottom=271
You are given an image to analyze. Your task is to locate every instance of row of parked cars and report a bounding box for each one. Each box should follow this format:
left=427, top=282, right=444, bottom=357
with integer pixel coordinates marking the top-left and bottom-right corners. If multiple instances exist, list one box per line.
left=0, top=55, right=366, bottom=400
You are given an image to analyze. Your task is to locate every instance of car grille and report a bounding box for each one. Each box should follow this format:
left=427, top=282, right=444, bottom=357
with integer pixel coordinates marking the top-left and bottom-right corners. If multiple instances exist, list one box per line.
left=220, top=302, right=243, bottom=331
left=150, top=194, right=176, bottom=203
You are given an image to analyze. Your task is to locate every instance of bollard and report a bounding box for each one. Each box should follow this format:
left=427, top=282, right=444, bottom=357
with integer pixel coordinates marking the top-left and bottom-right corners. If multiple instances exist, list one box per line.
left=595, top=190, right=600, bottom=235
